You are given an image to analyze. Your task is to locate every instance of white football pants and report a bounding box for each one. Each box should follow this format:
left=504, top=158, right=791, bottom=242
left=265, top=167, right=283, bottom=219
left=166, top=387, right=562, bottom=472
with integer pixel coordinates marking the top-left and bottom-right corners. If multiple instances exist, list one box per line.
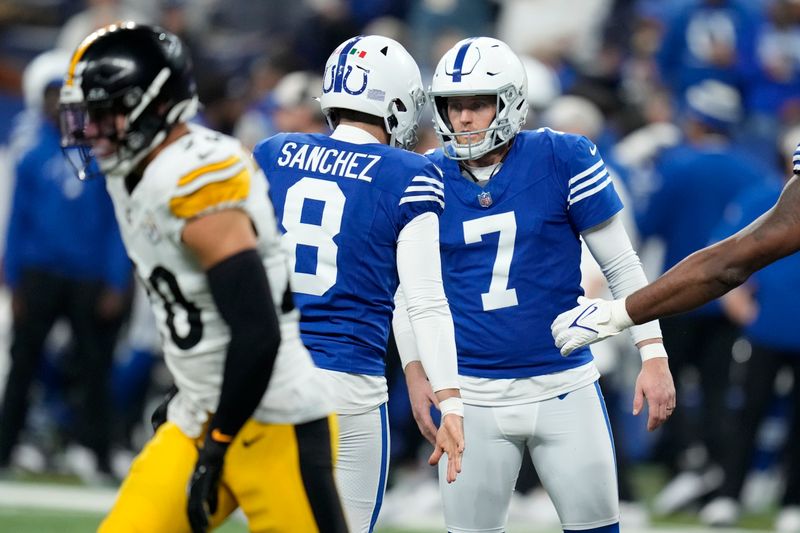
left=335, top=403, right=390, bottom=533
left=439, top=381, right=619, bottom=532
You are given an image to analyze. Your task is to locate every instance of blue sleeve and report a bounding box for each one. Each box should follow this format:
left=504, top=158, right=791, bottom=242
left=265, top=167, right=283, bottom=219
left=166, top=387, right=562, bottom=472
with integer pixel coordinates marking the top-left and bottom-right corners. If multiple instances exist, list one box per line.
left=557, top=135, right=623, bottom=233
left=396, top=161, right=445, bottom=228
left=3, top=155, right=34, bottom=289
left=100, top=192, right=132, bottom=291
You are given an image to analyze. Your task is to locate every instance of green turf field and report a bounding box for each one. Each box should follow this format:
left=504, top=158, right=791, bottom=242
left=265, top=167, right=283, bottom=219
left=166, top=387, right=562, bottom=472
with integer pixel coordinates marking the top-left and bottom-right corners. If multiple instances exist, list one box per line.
left=0, top=507, right=781, bottom=533
left=0, top=507, right=250, bottom=532
left=0, top=465, right=781, bottom=533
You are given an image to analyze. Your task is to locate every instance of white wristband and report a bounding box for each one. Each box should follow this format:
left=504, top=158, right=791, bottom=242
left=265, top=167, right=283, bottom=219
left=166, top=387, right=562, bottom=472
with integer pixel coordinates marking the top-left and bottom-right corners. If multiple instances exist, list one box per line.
left=639, top=343, right=668, bottom=361
left=439, top=397, right=464, bottom=418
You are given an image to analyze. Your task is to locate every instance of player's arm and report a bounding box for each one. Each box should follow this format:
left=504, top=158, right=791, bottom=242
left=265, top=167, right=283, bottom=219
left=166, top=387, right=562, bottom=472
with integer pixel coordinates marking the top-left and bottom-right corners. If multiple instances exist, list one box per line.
left=581, top=214, right=676, bottom=431
left=625, top=175, right=800, bottom=323
left=395, top=211, right=464, bottom=482
left=393, top=285, right=439, bottom=446
left=553, top=175, right=800, bottom=356
left=182, top=208, right=281, bottom=532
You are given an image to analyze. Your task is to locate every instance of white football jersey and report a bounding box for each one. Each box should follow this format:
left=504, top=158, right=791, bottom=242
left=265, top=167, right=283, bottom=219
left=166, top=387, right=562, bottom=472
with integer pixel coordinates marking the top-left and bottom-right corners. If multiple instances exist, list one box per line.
left=105, top=123, right=331, bottom=437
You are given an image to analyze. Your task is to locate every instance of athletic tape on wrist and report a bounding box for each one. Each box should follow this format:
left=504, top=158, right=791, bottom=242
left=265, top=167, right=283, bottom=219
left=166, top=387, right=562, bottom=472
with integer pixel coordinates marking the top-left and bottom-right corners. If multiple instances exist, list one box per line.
left=439, top=397, right=464, bottom=418
left=639, top=343, right=668, bottom=361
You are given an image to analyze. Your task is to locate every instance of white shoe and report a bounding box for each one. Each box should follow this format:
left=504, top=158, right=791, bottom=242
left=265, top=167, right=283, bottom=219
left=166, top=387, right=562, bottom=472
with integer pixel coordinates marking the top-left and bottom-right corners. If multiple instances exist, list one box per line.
left=110, top=448, right=135, bottom=480
left=699, top=497, right=740, bottom=527
left=776, top=506, right=800, bottom=532
left=653, top=466, right=724, bottom=515
left=60, top=444, right=97, bottom=480
left=741, top=468, right=783, bottom=512
left=11, top=443, right=47, bottom=473
left=59, top=444, right=114, bottom=485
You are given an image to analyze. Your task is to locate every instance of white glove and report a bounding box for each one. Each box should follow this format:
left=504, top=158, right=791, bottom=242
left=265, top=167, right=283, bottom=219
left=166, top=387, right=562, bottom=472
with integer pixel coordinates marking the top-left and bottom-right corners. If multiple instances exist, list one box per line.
left=551, top=296, right=634, bottom=356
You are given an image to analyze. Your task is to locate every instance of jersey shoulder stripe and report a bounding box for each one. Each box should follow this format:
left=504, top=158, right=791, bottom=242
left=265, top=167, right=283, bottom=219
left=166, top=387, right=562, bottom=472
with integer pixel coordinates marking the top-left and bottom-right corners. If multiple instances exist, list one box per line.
left=169, top=164, right=251, bottom=219
left=178, top=154, right=242, bottom=187
left=401, top=173, right=444, bottom=205
left=399, top=194, right=444, bottom=208
left=569, top=173, right=612, bottom=206
left=568, top=159, right=611, bottom=206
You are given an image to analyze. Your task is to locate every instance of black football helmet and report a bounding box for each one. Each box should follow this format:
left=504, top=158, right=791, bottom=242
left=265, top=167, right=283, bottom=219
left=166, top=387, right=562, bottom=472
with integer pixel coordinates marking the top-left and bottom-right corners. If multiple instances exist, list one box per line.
left=60, top=21, right=198, bottom=179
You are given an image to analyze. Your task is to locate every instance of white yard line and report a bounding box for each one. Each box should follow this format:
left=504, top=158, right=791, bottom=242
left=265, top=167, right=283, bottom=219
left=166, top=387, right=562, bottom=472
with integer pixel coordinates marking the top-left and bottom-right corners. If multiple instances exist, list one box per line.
left=0, top=481, right=117, bottom=513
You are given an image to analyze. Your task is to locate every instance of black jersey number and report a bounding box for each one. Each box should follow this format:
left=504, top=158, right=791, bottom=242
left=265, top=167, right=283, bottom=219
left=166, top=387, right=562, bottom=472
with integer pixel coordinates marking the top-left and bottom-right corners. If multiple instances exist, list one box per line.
left=148, top=266, right=203, bottom=349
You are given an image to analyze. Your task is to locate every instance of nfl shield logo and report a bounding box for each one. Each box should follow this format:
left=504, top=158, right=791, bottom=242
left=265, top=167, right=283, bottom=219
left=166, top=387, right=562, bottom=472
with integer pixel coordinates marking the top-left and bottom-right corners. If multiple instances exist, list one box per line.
left=477, top=191, right=493, bottom=208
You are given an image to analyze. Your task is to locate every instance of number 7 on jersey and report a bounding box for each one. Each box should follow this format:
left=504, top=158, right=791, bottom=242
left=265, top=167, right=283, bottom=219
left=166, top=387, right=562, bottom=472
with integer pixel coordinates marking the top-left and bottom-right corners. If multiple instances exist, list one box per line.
left=463, top=211, right=519, bottom=311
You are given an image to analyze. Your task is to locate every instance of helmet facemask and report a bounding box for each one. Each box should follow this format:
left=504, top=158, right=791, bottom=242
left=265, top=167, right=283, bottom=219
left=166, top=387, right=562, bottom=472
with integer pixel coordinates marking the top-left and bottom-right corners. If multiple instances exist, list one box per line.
left=432, top=83, right=524, bottom=160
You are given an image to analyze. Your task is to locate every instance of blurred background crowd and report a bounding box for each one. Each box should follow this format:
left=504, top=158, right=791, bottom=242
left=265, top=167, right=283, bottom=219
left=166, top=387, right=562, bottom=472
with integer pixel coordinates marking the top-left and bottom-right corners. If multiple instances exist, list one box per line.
left=1, top=0, right=800, bottom=530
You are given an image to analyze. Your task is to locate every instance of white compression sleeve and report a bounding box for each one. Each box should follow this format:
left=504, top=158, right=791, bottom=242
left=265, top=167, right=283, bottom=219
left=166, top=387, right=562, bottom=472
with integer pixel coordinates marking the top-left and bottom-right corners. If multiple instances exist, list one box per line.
left=393, top=284, right=421, bottom=369
left=581, top=214, right=663, bottom=345
left=395, top=212, right=460, bottom=391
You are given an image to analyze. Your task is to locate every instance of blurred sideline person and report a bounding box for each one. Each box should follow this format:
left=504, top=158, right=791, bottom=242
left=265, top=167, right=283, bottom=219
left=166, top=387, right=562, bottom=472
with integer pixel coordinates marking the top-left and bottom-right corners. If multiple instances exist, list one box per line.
left=253, top=35, right=464, bottom=532
left=394, top=36, right=675, bottom=533
left=59, top=22, right=346, bottom=533
left=630, top=80, right=767, bottom=512
left=0, top=48, right=130, bottom=478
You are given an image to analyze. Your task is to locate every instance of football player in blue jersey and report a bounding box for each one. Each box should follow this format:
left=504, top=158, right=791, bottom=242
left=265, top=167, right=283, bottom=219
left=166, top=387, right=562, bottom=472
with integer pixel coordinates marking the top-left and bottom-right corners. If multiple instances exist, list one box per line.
left=393, top=36, right=676, bottom=533
left=252, top=35, right=465, bottom=533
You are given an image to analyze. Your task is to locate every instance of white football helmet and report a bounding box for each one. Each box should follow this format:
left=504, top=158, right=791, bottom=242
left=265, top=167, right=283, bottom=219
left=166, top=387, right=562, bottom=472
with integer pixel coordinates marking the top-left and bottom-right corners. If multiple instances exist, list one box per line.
left=430, top=37, right=528, bottom=160
left=319, top=35, right=426, bottom=150
left=23, top=49, right=70, bottom=113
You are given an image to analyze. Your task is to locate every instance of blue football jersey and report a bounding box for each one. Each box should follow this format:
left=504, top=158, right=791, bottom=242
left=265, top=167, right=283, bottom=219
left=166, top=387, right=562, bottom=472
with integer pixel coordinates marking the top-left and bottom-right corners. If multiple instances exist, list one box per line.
left=253, top=132, right=444, bottom=376
left=428, top=129, right=623, bottom=378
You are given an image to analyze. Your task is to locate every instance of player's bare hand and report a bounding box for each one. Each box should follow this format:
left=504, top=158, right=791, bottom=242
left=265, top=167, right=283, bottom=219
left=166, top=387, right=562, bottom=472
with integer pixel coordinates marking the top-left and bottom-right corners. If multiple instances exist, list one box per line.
left=633, top=356, right=675, bottom=431
left=405, top=361, right=438, bottom=445
left=429, top=413, right=464, bottom=483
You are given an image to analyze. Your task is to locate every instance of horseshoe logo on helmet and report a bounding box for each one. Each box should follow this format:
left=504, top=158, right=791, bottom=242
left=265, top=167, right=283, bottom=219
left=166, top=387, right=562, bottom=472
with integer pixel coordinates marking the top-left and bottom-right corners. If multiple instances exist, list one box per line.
left=342, top=65, right=368, bottom=96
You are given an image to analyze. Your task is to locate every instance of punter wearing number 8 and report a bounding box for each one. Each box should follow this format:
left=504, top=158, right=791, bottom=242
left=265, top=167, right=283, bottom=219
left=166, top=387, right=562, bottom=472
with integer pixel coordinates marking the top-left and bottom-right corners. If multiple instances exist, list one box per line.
left=59, top=22, right=347, bottom=533
left=253, top=35, right=465, bottom=533
left=392, top=37, right=676, bottom=533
